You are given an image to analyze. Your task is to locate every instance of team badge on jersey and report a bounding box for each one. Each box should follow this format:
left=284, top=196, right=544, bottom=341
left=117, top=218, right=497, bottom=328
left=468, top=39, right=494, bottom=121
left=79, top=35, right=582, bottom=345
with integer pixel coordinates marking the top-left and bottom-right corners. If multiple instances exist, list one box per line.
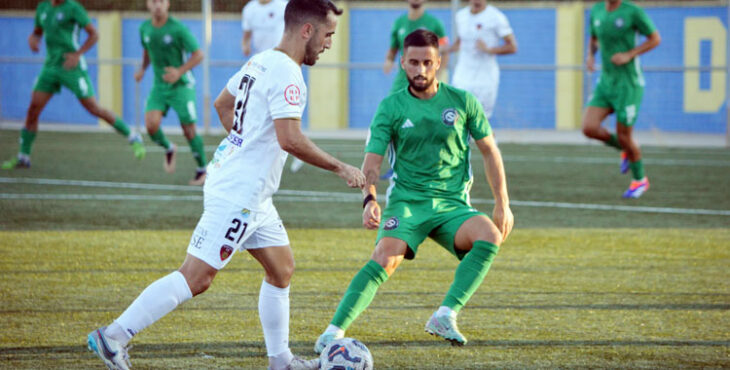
left=163, top=34, right=173, bottom=44
left=143, top=35, right=150, bottom=44
left=56, top=12, right=64, bottom=21
left=40, top=12, right=47, bottom=21
left=284, top=84, right=301, bottom=106
left=220, top=245, right=234, bottom=261
left=441, top=108, right=458, bottom=126
left=614, top=18, right=624, bottom=28
left=594, top=19, right=601, bottom=27
left=384, top=217, right=399, bottom=230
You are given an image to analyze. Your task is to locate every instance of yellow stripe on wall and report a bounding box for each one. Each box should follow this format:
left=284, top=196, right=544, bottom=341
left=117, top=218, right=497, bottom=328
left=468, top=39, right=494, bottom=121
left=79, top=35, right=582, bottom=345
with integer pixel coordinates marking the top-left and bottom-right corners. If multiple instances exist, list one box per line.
left=555, top=2, right=584, bottom=130
left=96, top=12, right=122, bottom=127
left=308, top=1, right=349, bottom=130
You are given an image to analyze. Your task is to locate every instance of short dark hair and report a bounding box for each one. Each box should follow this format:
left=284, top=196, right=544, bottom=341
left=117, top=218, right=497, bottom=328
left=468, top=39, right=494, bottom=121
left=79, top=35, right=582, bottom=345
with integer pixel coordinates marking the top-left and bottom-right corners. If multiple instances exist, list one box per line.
left=284, top=0, right=343, bottom=31
left=403, top=29, right=440, bottom=50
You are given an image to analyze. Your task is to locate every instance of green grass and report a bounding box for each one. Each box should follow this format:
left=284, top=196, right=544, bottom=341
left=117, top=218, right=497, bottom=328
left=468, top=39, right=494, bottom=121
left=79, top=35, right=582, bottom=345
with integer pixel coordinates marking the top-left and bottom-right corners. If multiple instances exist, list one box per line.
left=1, top=229, right=728, bottom=368
left=0, top=129, right=729, bottom=368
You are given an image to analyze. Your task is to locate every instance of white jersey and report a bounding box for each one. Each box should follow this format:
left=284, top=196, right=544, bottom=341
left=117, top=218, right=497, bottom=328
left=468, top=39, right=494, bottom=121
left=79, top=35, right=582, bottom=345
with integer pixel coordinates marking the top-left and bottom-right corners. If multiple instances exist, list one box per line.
left=452, top=5, right=513, bottom=89
left=241, top=0, right=287, bottom=54
left=205, top=49, right=306, bottom=210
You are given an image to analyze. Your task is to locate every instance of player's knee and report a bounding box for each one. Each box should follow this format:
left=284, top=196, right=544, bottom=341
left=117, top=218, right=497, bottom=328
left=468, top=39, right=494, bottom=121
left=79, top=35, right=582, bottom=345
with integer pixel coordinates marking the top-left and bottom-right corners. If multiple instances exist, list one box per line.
left=582, top=125, right=598, bottom=139
left=145, top=120, right=161, bottom=133
left=187, top=273, right=214, bottom=296
left=266, top=262, right=294, bottom=288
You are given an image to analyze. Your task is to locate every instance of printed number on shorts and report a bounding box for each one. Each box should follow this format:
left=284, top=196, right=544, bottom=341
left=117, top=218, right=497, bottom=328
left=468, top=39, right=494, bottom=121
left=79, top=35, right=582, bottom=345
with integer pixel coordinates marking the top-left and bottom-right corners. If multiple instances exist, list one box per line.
left=626, top=105, right=636, bottom=124
left=232, top=74, right=256, bottom=134
left=225, top=218, right=249, bottom=244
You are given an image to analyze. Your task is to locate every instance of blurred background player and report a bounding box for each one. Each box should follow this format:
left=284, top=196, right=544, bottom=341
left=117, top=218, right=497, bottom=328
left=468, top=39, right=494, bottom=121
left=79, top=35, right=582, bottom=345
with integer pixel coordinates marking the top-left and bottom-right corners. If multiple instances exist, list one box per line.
left=87, top=1, right=364, bottom=369
left=135, top=0, right=206, bottom=185
left=450, top=0, right=517, bottom=120
left=314, top=29, right=513, bottom=351
left=380, top=0, right=449, bottom=179
left=582, top=0, right=660, bottom=198
left=2, top=0, right=144, bottom=170
left=241, top=0, right=287, bottom=56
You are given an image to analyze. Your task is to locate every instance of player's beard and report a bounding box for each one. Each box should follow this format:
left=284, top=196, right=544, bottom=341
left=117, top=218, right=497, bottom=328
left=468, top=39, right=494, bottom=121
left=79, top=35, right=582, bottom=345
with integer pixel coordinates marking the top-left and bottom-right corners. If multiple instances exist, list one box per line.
left=303, top=36, right=321, bottom=66
left=407, top=74, right=435, bottom=92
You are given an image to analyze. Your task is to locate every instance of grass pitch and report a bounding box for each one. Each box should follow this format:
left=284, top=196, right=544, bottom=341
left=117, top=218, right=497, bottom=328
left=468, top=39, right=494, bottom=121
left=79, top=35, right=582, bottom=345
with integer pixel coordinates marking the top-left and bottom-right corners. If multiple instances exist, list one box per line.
left=0, top=130, right=729, bottom=368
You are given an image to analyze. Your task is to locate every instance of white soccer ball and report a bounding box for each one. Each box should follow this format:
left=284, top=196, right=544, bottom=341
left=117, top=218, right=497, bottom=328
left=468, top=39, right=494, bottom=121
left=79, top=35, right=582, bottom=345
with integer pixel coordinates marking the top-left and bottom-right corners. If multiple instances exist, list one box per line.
left=319, top=337, right=374, bottom=370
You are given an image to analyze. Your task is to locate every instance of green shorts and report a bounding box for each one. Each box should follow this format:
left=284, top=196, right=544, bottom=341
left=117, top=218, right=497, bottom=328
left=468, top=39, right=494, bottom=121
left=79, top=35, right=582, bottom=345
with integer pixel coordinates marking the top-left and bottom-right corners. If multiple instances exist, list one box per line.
left=376, top=197, right=486, bottom=261
left=145, top=84, right=198, bottom=124
left=33, top=66, right=95, bottom=99
left=587, top=81, right=644, bottom=126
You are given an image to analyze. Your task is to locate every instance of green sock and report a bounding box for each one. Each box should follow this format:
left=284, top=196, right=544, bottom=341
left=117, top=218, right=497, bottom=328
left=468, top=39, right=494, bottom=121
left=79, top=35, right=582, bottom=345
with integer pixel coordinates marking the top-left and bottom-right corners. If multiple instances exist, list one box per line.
left=331, top=260, right=389, bottom=330
left=187, top=134, right=207, bottom=168
left=441, top=241, right=499, bottom=313
left=629, top=159, right=645, bottom=180
left=112, top=118, right=131, bottom=137
left=604, top=133, right=622, bottom=150
left=149, top=129, right=171, bottom=150
left=19, top=128, right=37, bottom=155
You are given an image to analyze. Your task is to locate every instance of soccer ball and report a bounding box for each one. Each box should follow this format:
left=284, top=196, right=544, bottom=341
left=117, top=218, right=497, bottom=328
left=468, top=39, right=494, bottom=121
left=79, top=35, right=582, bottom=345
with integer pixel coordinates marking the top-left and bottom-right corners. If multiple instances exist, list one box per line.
left=319, top=337, right=374, bottom=370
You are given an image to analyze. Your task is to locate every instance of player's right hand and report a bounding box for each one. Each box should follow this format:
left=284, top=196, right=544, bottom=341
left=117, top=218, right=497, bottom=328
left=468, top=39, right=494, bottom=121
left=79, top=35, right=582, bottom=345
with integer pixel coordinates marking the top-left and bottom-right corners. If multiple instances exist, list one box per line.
left=383, top=60, right=393, bottom=74
left=134, top=68, right=145, bottom=82
left=585, top=54, right=596, bottom=72
left=363, top=200, right=381, bottom=230
left=336, top=163, right=365, bottom=189
left=28, top=35, right=40, bottom=53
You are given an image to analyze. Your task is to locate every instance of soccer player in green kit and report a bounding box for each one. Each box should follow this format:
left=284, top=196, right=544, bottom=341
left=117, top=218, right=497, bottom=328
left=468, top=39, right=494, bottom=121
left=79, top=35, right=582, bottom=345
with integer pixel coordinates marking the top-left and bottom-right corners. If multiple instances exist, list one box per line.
left=384, top=0, right=449, bottom=95
left=2, top=0, right=145, bottom=170
left=582, top=0, right=660, bottom=198
left=135, top=0, right=206, bottom=185
left=314, top=29, right=513, bottom=351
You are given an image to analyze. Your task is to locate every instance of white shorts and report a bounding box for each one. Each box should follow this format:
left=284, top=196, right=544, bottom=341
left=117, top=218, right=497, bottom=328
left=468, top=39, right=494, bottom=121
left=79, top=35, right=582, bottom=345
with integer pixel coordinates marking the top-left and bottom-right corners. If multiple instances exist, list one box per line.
left=187, top=195, right=290, bottom=270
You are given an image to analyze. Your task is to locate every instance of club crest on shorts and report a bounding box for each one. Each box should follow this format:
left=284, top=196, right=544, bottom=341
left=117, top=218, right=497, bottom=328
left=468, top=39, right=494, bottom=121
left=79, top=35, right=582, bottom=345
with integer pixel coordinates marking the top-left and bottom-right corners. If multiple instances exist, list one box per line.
left=442, top=108, right=458, bottom=126
left=220, top=245, right=233, bottom=261
left=384, top=217, right=399, bottom=230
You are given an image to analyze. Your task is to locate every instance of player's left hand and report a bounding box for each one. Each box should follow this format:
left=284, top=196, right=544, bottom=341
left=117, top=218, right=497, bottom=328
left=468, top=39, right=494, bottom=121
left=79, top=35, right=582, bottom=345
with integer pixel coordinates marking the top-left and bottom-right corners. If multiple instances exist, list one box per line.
left=610, top=52, right=633, bottom=66
left=492, top=204, right=514, bottom=242
left=163, top=67, right=182, bottom=84
left=63, top=52, right=80, bottom=70
left=476, top=39, right=491, bottom=54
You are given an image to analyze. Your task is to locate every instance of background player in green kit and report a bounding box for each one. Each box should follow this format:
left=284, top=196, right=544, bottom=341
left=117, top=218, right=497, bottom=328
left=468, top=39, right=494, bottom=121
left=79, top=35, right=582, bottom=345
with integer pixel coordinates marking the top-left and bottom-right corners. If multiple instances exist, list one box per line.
left=135, top=0, right=206, bottom=185
left=314, top=30, right=513, bottom=351
left=2, top=0, right=145, bottom=170
left=581, top=0, right=660, bottom=198
left=384, top=0, right=449, bottom=95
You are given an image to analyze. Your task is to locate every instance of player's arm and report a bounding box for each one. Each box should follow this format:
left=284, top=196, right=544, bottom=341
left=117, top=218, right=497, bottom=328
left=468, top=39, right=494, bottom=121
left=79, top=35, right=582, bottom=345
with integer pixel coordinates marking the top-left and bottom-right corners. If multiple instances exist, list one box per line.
left=474, top=135, right=514, bottom=241
left=163, top=49, right=203, bottom=84
left=213, top=87, right=236, bottom=133
left=477, top=33, right=517, bottom=55
left=134, top=49, right=150, bottom=82
left=610, top=30, right=661, bottom=66
left=28, top=27, right=43, bottom=53
left=63, top=23, right=98, bottom=69
left=361, top=152, right=384, bottom=230
left=586, top=35, right=599, bottom=72
left=242, top=30, right=252, bottom=56
left=383, top=47, right=398, bottom=74
left=274, top=119, right=365, bottom=188
left=447, top=37, right=461, bottom=54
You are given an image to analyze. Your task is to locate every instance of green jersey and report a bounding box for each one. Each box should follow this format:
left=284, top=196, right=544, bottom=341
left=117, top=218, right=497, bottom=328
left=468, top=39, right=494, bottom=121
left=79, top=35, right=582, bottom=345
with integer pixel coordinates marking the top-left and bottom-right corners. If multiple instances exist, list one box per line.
left=389, top=13, right=447, bottom=93
left=589, top=0, right=656, bottom=86
left=366, top=83, right=492, bottom=203
left=34, top=0, right=91, bottom=70
left=139, top=16, right=199, bottom=88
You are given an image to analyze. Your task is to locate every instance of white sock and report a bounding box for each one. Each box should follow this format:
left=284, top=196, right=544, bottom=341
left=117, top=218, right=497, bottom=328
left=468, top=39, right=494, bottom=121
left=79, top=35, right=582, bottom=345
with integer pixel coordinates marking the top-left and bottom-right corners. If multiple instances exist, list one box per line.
left=108, top=271, right=192, bottom=345
left=324, top=324, right=344, bottom=337
left=436, top=305, right=456, bottom=318
left=268, top=349, right=294, bottom=370
left=258, top=280, right=290, bottom=357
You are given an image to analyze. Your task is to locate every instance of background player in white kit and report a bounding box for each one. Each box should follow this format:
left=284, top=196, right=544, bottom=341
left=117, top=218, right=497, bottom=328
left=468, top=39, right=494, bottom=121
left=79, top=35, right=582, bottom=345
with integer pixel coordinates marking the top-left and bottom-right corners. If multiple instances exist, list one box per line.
left=241, top=0, right=287, bottom=56
left=87, top=1, right=364, bottom=369
left=450, top=0, right=517, bottom=119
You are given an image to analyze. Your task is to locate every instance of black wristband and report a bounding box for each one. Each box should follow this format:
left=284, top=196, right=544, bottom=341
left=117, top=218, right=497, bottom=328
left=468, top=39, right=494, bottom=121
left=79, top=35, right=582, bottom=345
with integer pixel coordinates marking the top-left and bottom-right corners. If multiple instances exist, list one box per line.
left=363, top=194, right=376, bottom=208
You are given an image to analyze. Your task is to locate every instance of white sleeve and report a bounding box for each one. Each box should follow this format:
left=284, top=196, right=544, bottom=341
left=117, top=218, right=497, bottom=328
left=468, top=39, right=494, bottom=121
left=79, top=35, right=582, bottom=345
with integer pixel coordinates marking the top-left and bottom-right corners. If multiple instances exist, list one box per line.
left=242, top=4, right=251, bottom=32
left=268, top=64, right=305, bottom=120
left=226, top=68, right=245, bottom=96
left=495, top=10, right=513, bottom=38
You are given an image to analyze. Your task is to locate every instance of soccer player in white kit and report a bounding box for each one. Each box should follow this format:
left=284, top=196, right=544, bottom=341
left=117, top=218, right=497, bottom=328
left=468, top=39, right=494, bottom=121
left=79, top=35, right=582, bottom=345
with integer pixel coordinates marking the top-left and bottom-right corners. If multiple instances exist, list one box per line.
left=86, top=1, right=364, bottom=369
left=241, top=0, right=287, bottom=56
left=450, top=0, right=517, bottom=119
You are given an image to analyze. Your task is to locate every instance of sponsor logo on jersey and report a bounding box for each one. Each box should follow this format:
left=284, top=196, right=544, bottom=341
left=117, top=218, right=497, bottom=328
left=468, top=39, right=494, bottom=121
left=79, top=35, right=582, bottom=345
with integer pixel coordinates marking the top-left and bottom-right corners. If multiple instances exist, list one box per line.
left=220, top=245, right=234, bottom=261
left=241, top=208, right=251, bottom=219
left=284, top=84, right=301, bottom=106
left=226, top=132, right=243, bottom=147
left=614, top=18, right=624, bottom=28
left=163, top=34, right=173, bottom=44
left=441, top=108, right=458, bottom=126
left=384, top=216, right=399, bottom=230
left=401, top=119, right=414, bottom=129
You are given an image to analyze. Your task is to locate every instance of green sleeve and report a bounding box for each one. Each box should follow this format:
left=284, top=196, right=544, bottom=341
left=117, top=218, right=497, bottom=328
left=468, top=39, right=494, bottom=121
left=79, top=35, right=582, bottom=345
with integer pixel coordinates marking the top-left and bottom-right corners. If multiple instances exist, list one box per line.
left=433, top=18, right=446, bottom=38
left=466, top=92, right=491, bottom=140
left=139, top=24, right=147, bottom=51
left=389, top=18, right=400, bottom=50
left=179, top=24, right=200, bottom=53
left=34, top=3, right=42, bottom=29
left=365, top=100, right=395, bottom=155
left=633, top=6, right=656, bottom=36
left=589, top=10, right=596, bottom=37
left=73, top=2, right=91, bottom=28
